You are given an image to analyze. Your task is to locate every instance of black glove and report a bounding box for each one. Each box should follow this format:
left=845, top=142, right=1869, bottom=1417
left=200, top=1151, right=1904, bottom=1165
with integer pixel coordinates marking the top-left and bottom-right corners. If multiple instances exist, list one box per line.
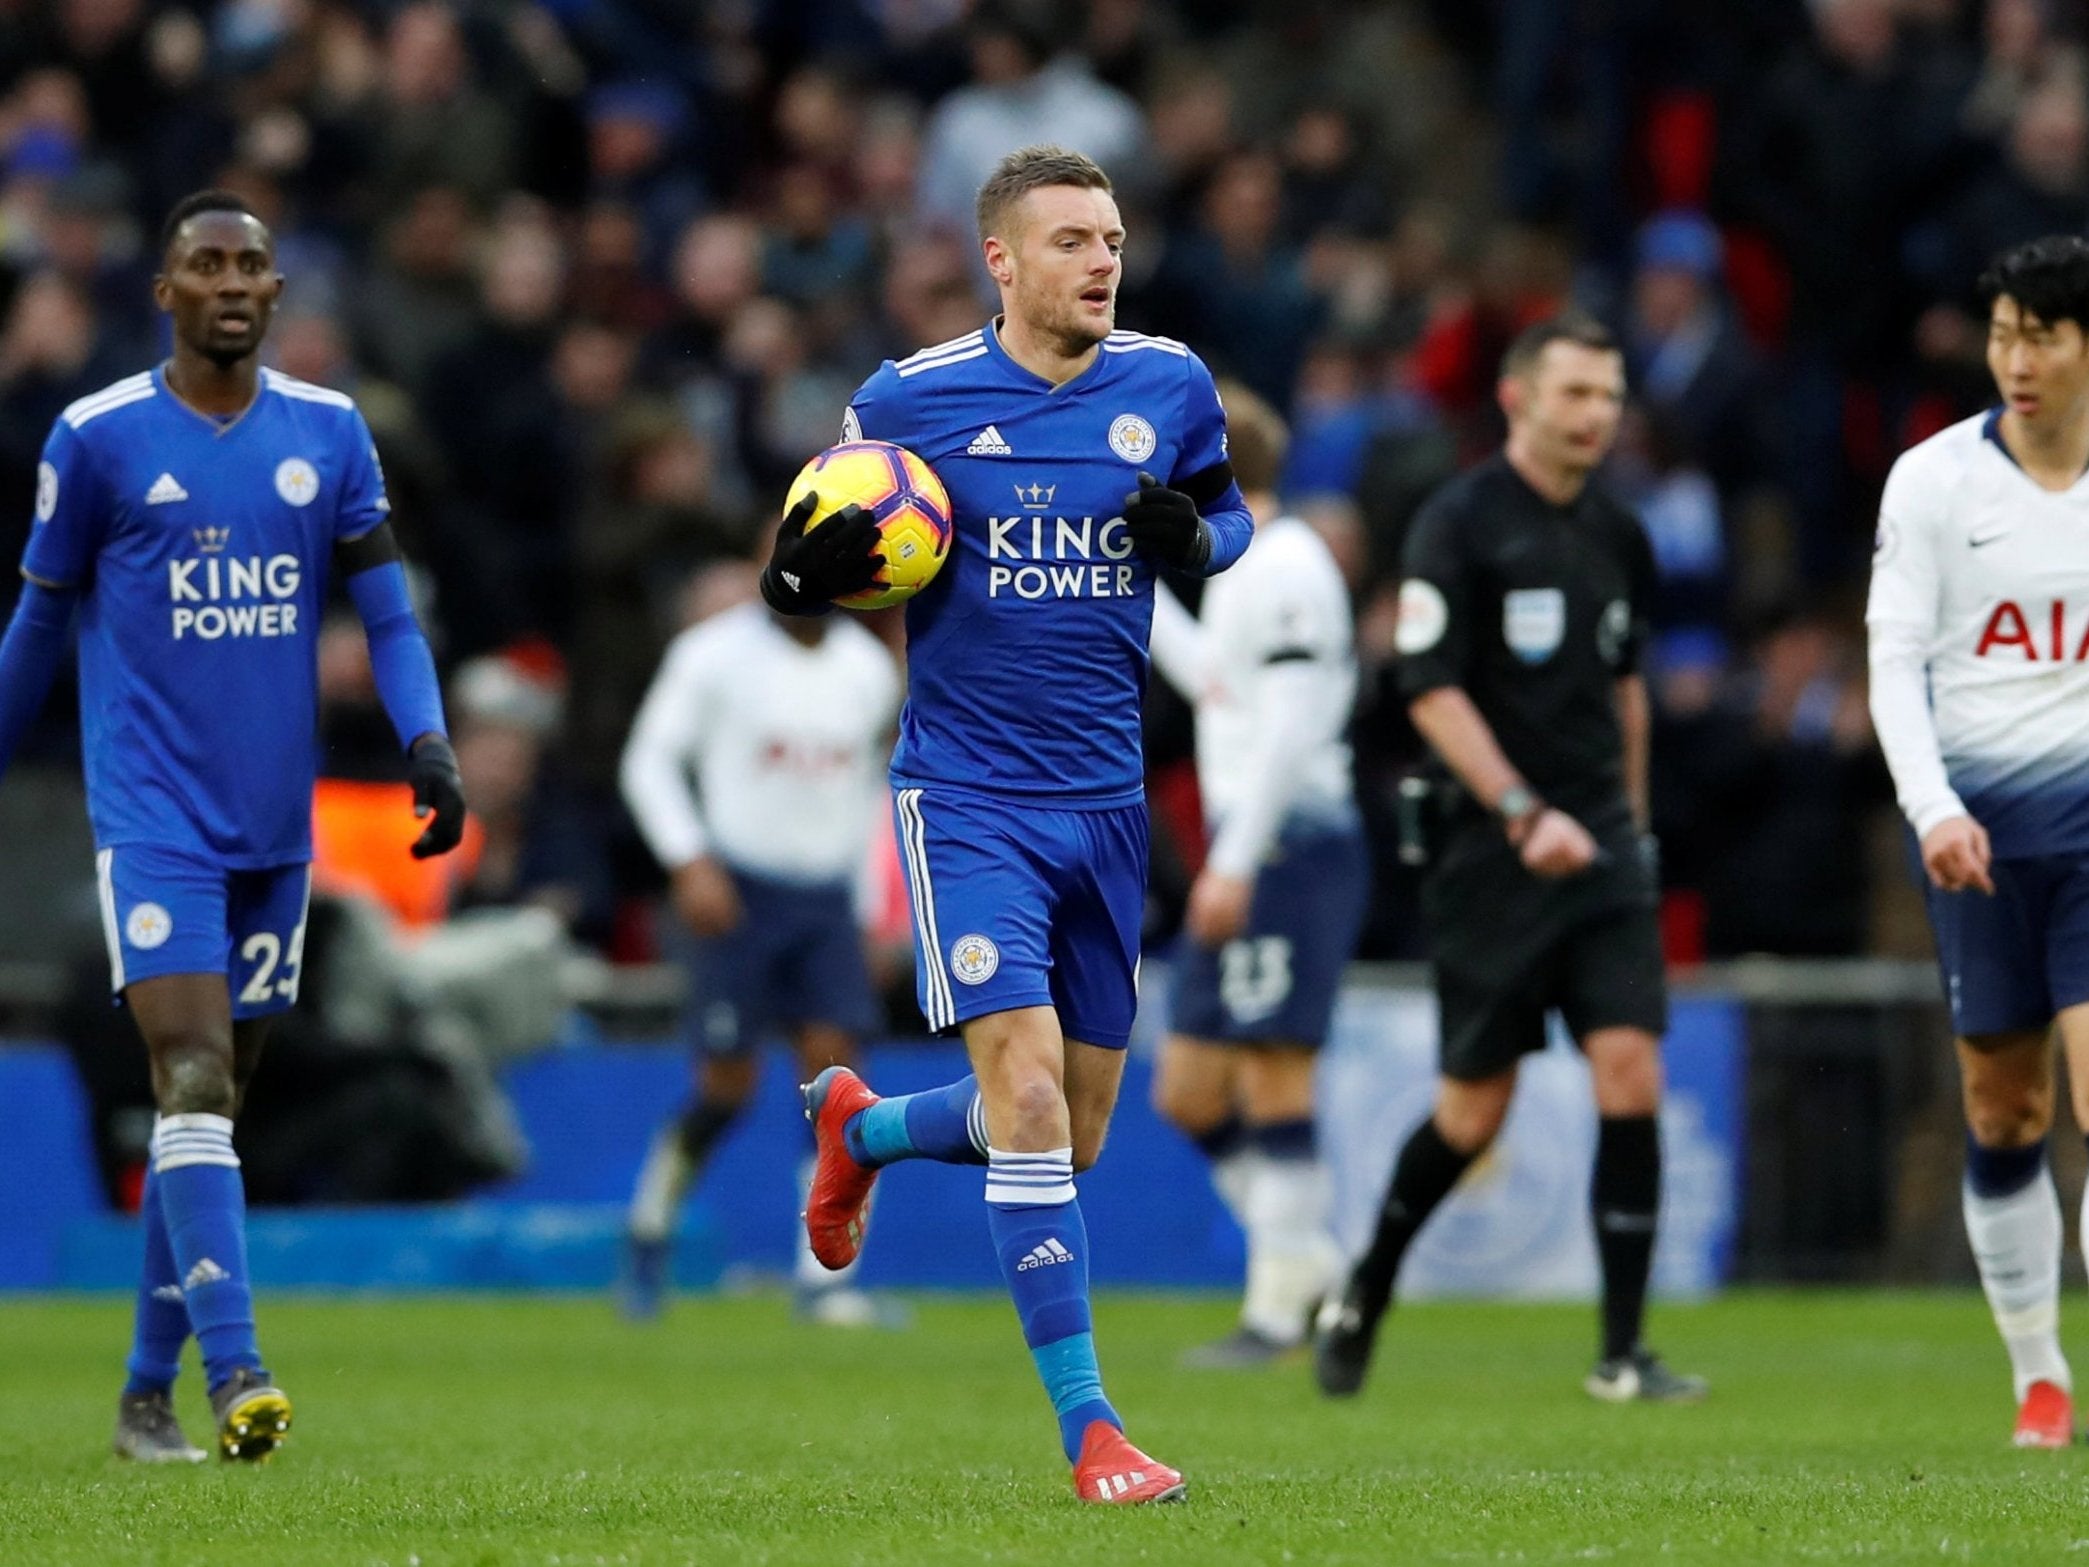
left=408, top=733, right=467, bottom=860
left=1122, top=472, right=1212, bottom=571
left=760, top=492, right=886, bottom=614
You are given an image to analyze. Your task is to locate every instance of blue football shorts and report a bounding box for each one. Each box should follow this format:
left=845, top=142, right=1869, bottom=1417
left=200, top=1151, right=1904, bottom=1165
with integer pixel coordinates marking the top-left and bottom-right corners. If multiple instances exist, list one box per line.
left=675, top=867, right=880, bottom=1054
left=892, top=786, right=1146, bottom=1050
left=1925, top=851, right=2089, bottom=1036
left=95, top=844, right=311, bottom=1019
left=1171, top=816, right=1370, bottom=1047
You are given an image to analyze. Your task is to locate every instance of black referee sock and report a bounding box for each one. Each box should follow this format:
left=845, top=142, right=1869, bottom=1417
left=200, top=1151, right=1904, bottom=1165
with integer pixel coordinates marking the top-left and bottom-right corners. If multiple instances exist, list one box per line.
left=1593, top=1114, right=1661, bottom=1362
left=1353, top=1118, right=1476, bottom=1304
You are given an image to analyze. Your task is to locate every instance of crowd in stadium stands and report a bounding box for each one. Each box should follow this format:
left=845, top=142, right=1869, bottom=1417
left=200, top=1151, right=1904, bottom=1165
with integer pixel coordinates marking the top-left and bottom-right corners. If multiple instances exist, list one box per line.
left=0, top=0, right=2078, bottom=976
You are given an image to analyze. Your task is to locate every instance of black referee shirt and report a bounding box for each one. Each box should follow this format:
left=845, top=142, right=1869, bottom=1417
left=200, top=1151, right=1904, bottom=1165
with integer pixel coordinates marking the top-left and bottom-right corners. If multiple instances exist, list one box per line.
left=1393, top=453, right=1656, bottom=832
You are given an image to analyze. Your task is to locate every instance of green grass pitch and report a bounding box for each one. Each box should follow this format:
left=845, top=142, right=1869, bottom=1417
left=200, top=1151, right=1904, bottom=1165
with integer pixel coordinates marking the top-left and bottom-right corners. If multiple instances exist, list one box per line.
left=4, top=1291, right=2089, bottom=1564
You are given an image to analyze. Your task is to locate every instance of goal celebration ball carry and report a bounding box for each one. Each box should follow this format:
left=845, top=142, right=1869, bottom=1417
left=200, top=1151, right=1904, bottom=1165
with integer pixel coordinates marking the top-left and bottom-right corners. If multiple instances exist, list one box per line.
left=783, top=440, right=954, bottom=610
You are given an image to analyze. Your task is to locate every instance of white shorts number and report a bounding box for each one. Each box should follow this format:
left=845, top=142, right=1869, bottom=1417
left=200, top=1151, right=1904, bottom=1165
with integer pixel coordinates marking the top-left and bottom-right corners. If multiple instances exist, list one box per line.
left=236, top=920, right=305, bottom=1006
left=1218, top=936, right=1293, bottom=1024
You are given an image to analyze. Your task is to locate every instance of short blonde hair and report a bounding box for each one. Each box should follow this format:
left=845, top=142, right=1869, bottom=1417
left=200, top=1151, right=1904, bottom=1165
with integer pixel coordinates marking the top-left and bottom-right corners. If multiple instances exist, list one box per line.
left=975, top=144, right=1112, bottom=243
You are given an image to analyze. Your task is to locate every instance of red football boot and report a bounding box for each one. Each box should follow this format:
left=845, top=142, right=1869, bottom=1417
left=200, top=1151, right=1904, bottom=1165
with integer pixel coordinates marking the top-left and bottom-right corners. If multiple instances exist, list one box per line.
left=1072, top=1421, right=1186, bottom=1505
left=801, top=1066, right=880, bottom=1270
left=2014, top=1380, right=2075, bottom=1449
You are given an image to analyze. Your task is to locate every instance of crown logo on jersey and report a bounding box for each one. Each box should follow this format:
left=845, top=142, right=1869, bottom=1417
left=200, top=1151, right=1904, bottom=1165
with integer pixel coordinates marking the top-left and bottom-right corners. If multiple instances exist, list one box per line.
left=1015, top=482, right=1057, bottom=511
left=192, top=525, right=231, bottom=554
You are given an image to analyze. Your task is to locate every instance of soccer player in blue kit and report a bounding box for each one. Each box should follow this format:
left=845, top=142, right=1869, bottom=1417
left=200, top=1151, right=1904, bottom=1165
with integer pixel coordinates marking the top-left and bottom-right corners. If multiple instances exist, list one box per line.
left=762, top=146, right=1251, bottom=1503
left=0, top=191, right=466, bottom=1462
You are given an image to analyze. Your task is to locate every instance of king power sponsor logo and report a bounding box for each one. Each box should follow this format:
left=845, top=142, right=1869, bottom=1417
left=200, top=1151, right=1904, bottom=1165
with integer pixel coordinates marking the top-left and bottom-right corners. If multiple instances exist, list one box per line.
left=166, top=550, right=304, bottom=641
left=985, top=512, right=1138, bottom=601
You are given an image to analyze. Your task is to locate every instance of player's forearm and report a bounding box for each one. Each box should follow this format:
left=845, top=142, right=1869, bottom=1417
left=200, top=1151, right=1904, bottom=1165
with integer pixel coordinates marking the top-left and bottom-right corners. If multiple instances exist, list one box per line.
left=1868, top=630, right=1967, bottom=834
left=1207, top=666, right=1324, bottom=877
left=0, top=579, right=76, bottom=777
left=1408, top=685, right=1528, bottom=813
left=1145, top=583, right=1211, bottom=697
left=618, top=733, right=711, bottom=870
left=344, top=562, right=447, bottom=752
left=1616, top=674, right=1651, bottom=831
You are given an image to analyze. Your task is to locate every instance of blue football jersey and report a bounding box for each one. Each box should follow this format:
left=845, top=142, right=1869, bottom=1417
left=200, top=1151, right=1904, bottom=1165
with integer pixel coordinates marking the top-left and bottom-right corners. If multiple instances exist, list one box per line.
left=20, top=366, right=391, bottom=866
left=848, top=323, right=1249, bottom=806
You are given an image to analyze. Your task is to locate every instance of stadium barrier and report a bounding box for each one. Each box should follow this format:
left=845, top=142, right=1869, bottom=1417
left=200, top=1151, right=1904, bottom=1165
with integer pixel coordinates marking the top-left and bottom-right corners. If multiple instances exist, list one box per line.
left=0, top=959, right=1957, bottom=1293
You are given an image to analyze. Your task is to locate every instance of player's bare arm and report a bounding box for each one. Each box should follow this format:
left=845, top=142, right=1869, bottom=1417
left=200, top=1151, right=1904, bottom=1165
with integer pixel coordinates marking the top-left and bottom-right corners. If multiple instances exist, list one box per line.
left=1616, top=674, right=1651, bottom=833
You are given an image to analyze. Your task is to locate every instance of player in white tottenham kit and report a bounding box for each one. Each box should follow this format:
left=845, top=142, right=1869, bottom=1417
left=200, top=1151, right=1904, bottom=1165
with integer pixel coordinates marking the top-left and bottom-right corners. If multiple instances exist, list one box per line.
left=618, top=592, right=901, bottom=1323
left=1147, top=382, right=1366, bottom=1366
left=1869, top=236, right=2089, bottom=1449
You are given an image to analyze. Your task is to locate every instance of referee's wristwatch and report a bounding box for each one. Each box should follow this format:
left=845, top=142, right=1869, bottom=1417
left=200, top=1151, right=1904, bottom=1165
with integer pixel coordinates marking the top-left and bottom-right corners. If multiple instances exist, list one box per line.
left=1495, top=783, right=1543, bottom=846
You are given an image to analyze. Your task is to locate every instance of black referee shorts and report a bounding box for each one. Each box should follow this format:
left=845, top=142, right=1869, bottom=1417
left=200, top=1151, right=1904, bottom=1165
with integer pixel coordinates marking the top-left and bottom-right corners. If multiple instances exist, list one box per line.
left=1422, top=840, right=1668, bottom=1083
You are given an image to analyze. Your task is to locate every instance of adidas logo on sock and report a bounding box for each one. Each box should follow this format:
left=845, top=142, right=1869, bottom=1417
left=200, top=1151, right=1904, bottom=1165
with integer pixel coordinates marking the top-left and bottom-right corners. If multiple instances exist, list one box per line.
left=1017, top=1237, right=1074, bottom=1272
left=184, top=1257, right=230, bottom=1289
left=145, top=473, right=189, bottom=505
left=151, top=1283, right=186, bottom=1304
left=966, top=424, right=1013, bottom=456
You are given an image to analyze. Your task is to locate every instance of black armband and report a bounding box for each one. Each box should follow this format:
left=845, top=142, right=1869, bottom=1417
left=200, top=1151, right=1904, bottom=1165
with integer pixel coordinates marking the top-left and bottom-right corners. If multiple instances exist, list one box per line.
left=1174, top=460, right=1236, bottom=510
left=334, top=522, right=402, bottom=577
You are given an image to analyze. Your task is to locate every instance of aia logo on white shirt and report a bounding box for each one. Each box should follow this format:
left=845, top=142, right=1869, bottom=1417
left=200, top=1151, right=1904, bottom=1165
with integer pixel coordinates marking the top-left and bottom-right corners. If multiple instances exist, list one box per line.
left=1975, top=600, right=2089, bottom=662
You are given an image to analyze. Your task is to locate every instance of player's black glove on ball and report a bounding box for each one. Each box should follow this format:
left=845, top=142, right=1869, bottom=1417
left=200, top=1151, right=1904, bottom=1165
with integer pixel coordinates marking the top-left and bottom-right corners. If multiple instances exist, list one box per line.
left=408, top=733, right=467, bottom=860
left=760, top=492, right=886, bottom=614
left=1123, top=472, right=1212, bottom=572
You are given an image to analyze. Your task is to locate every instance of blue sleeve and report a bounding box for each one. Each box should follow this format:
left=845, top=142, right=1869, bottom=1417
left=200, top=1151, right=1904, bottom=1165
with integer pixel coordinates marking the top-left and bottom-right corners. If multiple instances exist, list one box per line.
left=335, top=407, right=392, bottom=543
left=345, top=561, right=447, bottom=750
left=0, top=579, right=77, bottom=776
left=1175, top=352, right=1252, bottom=575
left=842, top=364, right=904, bottom=444
left=20, top=419, right=106, bottom=588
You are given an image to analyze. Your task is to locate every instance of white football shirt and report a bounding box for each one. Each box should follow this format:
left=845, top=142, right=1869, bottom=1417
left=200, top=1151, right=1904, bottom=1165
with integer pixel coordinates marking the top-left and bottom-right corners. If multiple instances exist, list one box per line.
left=1867, top=409, right=2089, bottom=856
left=621, top=602, right=902, bottom=883
left=1149, top=515, right=1357, bottom=877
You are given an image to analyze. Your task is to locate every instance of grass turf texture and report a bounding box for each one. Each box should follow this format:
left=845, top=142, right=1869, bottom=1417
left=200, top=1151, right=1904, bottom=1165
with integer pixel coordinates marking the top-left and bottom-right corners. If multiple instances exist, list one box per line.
left=3, top=1292, right=2088, bottom=1565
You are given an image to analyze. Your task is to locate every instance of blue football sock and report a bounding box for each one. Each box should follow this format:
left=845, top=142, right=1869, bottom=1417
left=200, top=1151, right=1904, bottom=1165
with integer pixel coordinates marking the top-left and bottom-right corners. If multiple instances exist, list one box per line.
left=846, top=1075, right=988, bottom=1168
left=986, top=1147, right=1120, bottom=1463
left=122, top=1149, right=190, bottom=1396
left=153, top=1113, right=264, bottom=1389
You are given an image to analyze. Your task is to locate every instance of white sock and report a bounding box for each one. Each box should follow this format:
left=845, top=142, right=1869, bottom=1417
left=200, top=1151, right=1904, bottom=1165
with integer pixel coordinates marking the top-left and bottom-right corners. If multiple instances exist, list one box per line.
left=796, top=1155, right=862, bottom=1288
left=1965, top=1167, right=2070, bottom=1401
left=628, top=1126, right=694, bottom=1243
left=1210, top=1148, right=1252, bottom=1228
left=1239, top=1155, right=1341, bottom=1346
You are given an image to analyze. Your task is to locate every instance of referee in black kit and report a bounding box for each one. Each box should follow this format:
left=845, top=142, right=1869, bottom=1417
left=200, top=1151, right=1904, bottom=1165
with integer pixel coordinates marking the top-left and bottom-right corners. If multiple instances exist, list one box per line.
left=1315, top=313, right=1706, bottom=1405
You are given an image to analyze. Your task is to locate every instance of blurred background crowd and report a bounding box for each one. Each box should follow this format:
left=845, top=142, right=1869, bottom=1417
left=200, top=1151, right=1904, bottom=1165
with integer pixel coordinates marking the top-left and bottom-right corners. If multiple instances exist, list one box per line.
left=0, top=0, right=2072, bottom=995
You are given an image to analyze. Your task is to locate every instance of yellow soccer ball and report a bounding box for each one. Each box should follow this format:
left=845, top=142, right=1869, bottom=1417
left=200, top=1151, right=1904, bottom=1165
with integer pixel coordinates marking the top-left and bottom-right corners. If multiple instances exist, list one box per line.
left=782, top=440, right=954, bottom=610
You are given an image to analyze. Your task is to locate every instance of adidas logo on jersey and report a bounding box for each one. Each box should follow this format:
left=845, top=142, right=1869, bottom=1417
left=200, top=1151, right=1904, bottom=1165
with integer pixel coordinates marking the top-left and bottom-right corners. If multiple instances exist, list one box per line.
left=967, top=425, right=1014, bottom=456
left=1016, top=1237, right=1074, bottom=1271
left=183, top=1257, right=230, bottom=1289
left=145, top=473, right=188, bottom=505
left=151, top=1283, right=185, bottom=1304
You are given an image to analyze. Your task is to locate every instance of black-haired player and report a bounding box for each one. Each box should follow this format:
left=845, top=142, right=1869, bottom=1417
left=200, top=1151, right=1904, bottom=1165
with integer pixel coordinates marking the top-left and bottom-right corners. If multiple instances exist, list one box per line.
left=0, top=190, right=466, bottom=1462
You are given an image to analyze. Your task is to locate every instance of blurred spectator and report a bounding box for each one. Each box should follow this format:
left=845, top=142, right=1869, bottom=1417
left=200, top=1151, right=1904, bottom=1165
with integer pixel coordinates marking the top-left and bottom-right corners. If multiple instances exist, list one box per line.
left=1657, top=609, right=1888, bottom=957
left=448, top=653, right=615, bottom=946
left=1147, top=147, right=1321, bottom=410
left=1624, top=209, right=1771, bottom=501
left=914, top=0, right=1147, bottom=243
left=585, top=80, right=706, bottom=275
left=369, top=2, right=515, bottom=213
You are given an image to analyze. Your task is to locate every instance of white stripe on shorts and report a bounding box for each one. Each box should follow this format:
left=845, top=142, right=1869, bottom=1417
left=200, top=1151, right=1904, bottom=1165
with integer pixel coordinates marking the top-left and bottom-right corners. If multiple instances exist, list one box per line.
left=896, top=789, right=953, bottom=1030
left=94, top=848, right=124, bottom=990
